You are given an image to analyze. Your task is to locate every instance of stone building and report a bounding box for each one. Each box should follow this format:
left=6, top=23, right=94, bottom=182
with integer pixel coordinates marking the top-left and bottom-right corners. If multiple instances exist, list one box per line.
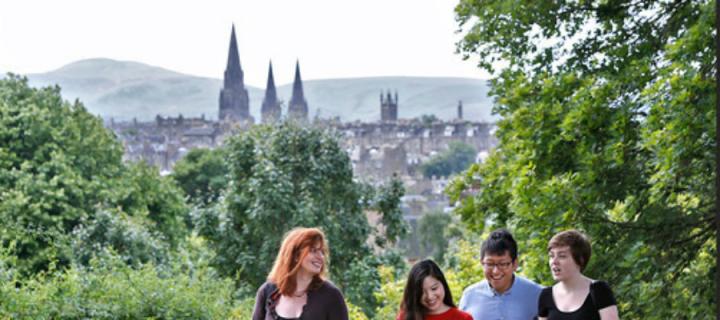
left=287, top=61, right=309, bottom=122
left=218, top=25, right=251, bottom=123
left=380, top=90, right=398, bottom=122
left=110, top=115, right=220, bottom=173
left=260, top=61, right=282, bottom=124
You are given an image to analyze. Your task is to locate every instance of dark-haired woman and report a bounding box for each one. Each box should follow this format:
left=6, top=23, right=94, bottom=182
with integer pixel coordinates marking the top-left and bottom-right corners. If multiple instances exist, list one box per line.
left=397, top=259, right=473, bottom=320
left=252, top=227, right=348, bottom=320
left=538, top=230, right=619, bottom=320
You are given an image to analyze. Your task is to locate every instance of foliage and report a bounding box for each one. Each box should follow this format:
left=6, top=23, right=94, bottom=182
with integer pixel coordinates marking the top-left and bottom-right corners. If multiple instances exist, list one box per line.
left=420, top=141, right=476, bottom=178
left=0, top=75, right=189, bottom=275
left=0, top=247, right=243, bottom=319
left=372, top=265, right=406, bottom=320
left=417, top=211, right=453, bottom=264
left=0, top=75, right=123, bottom=275
left=110, top=161, right=189, bottom=246
left=70, top=209, right=169, bottom=267
left=367, top=175, right=408, bottom=247
left=195, top=123, right=405, bottom=314
left=172, top=147, right=228, bottom=206
left=452, top=0, right=716, bottom=317
left=347, top=300, right=371, bottom=320
left=419, top=114, right=440, bottom=126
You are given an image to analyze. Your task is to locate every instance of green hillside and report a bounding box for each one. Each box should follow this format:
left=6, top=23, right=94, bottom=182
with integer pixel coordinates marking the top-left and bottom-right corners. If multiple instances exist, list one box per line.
left=24, top=58, right=496, bottom=122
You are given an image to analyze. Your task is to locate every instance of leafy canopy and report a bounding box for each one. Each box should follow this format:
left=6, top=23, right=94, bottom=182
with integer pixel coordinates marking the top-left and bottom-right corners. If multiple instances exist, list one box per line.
left=451, top=0, right=715, bottom=318
left=0, top=75, right=189, bottom=275
left=195, top=123, right=406, bottom=314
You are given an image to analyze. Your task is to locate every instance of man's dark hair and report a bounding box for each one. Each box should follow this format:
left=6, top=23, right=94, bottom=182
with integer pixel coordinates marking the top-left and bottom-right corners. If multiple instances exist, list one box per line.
left=480, top=229, right=518, bottom=261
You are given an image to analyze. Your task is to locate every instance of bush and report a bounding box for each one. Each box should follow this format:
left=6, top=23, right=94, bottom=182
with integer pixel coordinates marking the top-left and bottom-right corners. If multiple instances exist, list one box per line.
left=70, top=209, right=169, bottom=267
left=0, top=246, right=244, bottom=319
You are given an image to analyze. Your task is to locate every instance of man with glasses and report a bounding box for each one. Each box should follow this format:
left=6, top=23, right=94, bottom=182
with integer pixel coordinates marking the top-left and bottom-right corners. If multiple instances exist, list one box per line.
left=459, top=229, right=542, bottom=320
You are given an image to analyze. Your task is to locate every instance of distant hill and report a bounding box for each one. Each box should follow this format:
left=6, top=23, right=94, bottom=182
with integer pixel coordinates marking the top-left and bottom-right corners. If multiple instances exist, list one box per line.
left=22, top=58, right=496, bottom=122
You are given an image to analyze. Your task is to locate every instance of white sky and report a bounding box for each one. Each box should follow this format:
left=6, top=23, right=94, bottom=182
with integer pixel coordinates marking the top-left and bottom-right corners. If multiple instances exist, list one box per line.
left=0, top=0, right=489, bottom=87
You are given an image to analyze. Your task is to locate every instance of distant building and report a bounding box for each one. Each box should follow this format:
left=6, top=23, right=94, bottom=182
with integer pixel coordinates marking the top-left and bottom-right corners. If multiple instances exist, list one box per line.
left=457, top=100, right=463, bottom=120
left=380, top=90, right=398, bottom=122
left=287, top=61, right=309, bottom=122
left=261, top=61, right=282, bottom=124
left=219, top=25, right=251, bottom=122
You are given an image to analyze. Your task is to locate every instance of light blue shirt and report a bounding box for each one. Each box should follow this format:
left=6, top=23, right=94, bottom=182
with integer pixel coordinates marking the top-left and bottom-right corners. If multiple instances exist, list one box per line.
left=459, top=274, right=542, bottom=320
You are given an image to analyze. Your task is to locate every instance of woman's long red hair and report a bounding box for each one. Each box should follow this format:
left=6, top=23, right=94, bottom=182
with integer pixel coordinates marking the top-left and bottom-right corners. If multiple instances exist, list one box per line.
left=267, top=227, right=329, bottom=295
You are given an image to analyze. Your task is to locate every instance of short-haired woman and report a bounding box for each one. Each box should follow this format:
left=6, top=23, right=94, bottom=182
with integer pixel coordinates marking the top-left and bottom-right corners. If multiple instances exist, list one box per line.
left=397, top=259, right=473, bottom=320
left=538, top=230, right=619, bottom=320
left=252, top=227, right=348, bottom=320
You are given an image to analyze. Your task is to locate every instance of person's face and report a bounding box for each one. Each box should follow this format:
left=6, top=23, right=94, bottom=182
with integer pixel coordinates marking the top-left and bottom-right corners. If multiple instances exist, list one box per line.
left=300, top=243, right=325, bottom=275
left=548, top=246, right=581, bottom=281
left=481, top=251, right=518, bottom=293
left=420, top=276, right=446, bottom=314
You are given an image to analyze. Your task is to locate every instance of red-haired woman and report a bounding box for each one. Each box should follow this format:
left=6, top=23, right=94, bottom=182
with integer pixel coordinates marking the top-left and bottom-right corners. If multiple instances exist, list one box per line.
left=252, top=227, right=349, bottom=320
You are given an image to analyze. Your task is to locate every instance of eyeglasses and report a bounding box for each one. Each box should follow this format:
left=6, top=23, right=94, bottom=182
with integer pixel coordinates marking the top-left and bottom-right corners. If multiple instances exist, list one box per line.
left=482, top=261, right=513, bottom=270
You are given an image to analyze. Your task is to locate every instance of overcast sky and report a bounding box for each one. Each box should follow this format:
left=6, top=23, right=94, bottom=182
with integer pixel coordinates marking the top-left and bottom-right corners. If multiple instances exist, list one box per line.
left=0, top=0, right=489, bottom=87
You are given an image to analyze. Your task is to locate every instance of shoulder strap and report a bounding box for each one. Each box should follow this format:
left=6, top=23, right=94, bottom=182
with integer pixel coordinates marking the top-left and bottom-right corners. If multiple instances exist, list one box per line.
left=589, top=280, right=598, bottom=310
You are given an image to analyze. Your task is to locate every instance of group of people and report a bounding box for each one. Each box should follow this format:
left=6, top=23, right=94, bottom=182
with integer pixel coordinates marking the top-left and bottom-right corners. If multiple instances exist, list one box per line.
left=251, top=227, right=619, bottom=320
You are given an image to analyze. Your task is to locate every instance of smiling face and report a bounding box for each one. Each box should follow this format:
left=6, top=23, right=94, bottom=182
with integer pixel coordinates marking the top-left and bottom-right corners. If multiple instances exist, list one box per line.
left=482, top=251, right=518, bottom=294
left=299, top=243, right=325, bottom=275
left=420, top=276, right=448, bottom=314
left=548, top=246, right=581, bottom=281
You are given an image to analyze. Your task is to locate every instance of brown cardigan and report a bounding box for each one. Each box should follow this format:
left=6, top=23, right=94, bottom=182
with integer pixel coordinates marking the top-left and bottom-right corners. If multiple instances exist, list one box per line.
left=252, top=280, right=349, bottom=320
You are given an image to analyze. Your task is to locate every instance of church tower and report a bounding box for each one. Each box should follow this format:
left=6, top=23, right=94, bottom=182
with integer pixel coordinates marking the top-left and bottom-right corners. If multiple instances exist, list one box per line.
left=380, top=90, right=398, bottom=122
left=219, top=25, right=251, bottom=122
left=261, top=61, right=282, bottom=123
left=457, top=100, right=463, bottom=120
left=287, top=60, right=309, bottom=122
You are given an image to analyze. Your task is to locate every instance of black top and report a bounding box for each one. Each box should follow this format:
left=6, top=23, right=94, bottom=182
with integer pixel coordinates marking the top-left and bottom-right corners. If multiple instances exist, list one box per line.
left=252, top=280, right=349, bottom=320
left=538, top=281, right=617, bottom=320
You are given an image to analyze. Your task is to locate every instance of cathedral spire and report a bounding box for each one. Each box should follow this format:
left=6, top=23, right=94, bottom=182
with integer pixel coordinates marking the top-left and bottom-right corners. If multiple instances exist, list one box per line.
left=219, top=24, right=250, bottom=122
left=224, top=24, right=244, bottom=88
left=261, top=61, right=281, bottom=123
left=265, top=61, right=277, bottom=101
left=288, top=60, right=308, bottom=122
left=292, top=60, right=305, bottom=101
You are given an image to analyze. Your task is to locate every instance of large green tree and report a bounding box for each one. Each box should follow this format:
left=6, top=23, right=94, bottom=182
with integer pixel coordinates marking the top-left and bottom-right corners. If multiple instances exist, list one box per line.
left=172, top=147, right=228, bottom=206
left=450, top=0, right=715, bottom=318
left=195, top=123, right=406, bottom=313
left=0, top=75, right=188, bottom=274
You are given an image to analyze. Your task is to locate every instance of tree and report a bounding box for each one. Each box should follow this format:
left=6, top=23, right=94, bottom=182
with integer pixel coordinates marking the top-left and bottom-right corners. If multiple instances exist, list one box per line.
left=0, top=75, right=189, bottom=274
left=420, top=141, right=476, bottom=178
left=195, top=123, right=405, bottom=313
left=419, top=114, right=439, bottom=126
left=172, top=147, right=228, bottom=206
left=0, top=75, right=124, bottom=274
left=417, top=211, right=453, bottom=264
left=107, top=161, right=189, bottom=246
left=451, top=0, right=715, bottom=317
